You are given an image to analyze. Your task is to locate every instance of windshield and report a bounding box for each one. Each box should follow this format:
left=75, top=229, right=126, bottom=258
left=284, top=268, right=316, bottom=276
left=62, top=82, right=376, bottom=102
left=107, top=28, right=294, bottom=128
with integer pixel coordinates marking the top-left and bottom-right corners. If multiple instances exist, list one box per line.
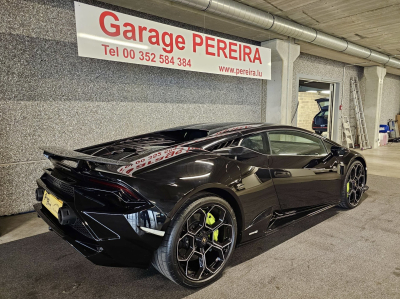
left=317, top=110, right=328, bottom=119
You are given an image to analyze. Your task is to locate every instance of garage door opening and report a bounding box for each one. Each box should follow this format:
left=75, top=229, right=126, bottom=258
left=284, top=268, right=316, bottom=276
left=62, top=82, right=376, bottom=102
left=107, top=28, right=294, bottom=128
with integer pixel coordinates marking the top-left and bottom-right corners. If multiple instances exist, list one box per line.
left=296, top=79, right=335, bottom=140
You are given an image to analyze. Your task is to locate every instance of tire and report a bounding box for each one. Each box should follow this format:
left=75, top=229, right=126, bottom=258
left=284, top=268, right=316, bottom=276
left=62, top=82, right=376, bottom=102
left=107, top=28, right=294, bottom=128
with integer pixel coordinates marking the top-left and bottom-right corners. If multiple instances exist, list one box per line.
left=152, top=193, right=237, bottom=288
left=338, top=160, right=366, bottom=209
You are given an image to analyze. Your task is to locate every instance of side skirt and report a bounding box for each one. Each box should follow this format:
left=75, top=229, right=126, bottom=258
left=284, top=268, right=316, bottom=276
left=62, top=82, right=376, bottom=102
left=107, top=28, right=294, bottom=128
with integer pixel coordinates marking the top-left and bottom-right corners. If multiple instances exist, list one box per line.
left=237, top=204, right=335, bottom=247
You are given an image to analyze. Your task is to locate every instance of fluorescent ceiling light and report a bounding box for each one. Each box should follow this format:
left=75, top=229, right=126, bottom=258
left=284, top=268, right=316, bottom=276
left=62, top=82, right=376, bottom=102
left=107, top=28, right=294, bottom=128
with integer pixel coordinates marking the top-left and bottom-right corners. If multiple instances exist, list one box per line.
left=306, top=90, right=318, bottom=93
left=77, top=33, right=149, bottom=50
left=320, top=90, right=331, bottom=94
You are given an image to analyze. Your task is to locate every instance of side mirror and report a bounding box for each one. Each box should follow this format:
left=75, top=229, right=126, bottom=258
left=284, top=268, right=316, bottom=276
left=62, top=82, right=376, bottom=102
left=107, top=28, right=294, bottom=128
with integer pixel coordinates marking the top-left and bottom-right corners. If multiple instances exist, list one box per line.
left=331, top=145, right=348, bottom=156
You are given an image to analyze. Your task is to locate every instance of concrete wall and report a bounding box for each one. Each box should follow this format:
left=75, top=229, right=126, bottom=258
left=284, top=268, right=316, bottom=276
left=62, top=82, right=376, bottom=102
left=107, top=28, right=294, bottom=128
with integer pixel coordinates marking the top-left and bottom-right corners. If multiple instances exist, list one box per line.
left=297, top=92, right=321, bottom=132
left=0, top=0, right=265, bottom=216
left=292, top=53, right=364, bottom=143
left=381, top=74, right=400, bottom=124
left=293, top=54, right=400, bottom=144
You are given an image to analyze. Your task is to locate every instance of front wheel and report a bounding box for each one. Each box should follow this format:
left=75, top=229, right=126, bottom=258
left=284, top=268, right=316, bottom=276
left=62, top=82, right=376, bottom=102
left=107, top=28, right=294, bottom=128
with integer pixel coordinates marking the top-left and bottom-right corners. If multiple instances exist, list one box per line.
left=339, top=161, right=366, bottom=209
left=152, top=194, right=237, bottom=288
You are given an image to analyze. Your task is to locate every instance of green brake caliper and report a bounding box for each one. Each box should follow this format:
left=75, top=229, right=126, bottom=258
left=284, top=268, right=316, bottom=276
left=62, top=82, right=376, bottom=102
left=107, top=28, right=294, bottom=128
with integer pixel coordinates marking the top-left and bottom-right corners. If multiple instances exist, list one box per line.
left=347, top=182, right=350, bottom=196
left=206, top=212, right=219, bottom=242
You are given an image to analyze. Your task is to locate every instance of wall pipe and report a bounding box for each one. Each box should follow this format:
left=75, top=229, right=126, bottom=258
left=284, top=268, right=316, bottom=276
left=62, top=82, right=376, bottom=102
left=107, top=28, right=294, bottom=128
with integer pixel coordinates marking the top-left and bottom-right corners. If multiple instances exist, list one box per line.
left=168, top=0, right=400, bottom=69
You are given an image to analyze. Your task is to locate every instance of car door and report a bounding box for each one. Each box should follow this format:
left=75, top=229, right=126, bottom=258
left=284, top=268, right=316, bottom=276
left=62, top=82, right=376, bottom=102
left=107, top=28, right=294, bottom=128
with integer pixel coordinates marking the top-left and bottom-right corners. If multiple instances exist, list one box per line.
left=267, top=129, right=341, bottom=210
left=234, top=132, right=280, bottom=239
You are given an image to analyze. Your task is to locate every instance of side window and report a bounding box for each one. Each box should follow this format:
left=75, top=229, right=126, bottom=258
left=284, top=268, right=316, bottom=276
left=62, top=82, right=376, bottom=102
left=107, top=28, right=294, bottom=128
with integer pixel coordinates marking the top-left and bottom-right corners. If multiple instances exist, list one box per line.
left=268, top=131, right=327, bottom=156
left=240, top=133, right=269, bottom=154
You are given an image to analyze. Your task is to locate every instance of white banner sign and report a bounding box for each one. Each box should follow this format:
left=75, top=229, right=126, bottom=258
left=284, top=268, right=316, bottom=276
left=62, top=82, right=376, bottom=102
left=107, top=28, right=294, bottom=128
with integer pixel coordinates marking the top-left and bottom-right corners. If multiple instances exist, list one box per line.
left=74, top=2, right=271, bottom=80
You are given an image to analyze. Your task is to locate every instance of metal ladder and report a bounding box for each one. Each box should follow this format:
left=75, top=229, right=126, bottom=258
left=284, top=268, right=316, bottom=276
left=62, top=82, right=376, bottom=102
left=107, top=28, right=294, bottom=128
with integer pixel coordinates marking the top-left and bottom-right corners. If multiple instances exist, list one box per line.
left=342, top=116, right=354, bottom=148
left=350, top=77, right=371, bottom=149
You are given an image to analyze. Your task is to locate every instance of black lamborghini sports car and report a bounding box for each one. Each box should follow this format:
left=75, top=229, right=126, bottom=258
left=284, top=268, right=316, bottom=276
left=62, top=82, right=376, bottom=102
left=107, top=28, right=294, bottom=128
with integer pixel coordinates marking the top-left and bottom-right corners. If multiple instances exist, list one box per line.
left=34, top=123, right=368, bottom=288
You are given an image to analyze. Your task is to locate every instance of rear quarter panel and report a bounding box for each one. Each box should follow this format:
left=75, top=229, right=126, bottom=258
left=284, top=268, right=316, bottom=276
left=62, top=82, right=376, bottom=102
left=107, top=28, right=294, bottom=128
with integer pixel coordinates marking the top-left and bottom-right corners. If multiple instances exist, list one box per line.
left=120, top=152, right=280, bottom=235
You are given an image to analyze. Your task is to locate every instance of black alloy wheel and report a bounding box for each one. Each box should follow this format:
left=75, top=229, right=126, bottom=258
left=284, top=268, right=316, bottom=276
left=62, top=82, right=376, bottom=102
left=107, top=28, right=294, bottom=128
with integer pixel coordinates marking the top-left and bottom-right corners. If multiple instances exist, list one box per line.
left=177, top=204, right=234, bottom=281
left=339, top=161, right=366, bottom=208
left=152, top=194, right=237, bottom=288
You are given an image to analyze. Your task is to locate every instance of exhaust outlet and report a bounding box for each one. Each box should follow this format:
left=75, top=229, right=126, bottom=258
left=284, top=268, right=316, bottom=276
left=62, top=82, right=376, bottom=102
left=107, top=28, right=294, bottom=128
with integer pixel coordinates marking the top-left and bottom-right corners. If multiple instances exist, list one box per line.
left=58, top=207, right=77, bottom=225
left=35, top=188, right=44, bottom=202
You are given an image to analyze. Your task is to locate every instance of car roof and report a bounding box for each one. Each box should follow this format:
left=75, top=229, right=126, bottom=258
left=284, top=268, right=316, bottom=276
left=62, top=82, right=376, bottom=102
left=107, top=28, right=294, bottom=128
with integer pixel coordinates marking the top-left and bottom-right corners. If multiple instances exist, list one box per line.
left=162, top=122, right=327, bottom=140
left=163, top=122, right=274, bottom=135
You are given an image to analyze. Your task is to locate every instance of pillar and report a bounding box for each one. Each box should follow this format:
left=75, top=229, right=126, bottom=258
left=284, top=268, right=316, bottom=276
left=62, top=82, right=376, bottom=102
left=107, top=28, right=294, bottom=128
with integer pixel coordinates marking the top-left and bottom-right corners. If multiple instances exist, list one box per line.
left=261, top=39, right=300, bottom=125
left=363, top=66, right=386, bottom=148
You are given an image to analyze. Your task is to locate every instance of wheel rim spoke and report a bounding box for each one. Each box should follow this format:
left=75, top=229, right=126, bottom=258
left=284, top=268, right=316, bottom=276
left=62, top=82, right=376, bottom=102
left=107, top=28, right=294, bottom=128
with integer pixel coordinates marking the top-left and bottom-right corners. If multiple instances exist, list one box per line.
left=185, top=251, right=196, bottom=277
left=213, top=238, right=232, bottom=249
left=348, top=190, right=356, bottom=204
left=191, top=250, right=206, bottom=280
left=205, top=243, right=225, bottom=274
left=358, top=174, right=365, bottom=186
left=187, top=208, right=206, bottom=235
left=177, top=234, right=195, bottom=261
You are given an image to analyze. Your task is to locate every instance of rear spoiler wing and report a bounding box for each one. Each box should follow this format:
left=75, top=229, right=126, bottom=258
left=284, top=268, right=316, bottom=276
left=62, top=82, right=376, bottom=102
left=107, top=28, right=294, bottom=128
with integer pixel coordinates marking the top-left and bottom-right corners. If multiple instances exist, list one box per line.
left=40, top=146, right=128, bottom=166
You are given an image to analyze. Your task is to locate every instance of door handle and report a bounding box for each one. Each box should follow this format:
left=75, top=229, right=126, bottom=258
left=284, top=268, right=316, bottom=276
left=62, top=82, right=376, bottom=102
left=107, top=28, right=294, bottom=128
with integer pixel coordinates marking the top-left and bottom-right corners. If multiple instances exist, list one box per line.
left=274, top=170, right=291, bottom=178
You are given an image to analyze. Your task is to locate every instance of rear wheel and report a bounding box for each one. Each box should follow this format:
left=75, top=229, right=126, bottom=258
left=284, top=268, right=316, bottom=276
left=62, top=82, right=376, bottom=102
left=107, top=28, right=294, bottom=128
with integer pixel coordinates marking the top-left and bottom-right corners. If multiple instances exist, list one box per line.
left=152, top=194, right=237, bottom=288
left=339, top=161, right=366, bottom=209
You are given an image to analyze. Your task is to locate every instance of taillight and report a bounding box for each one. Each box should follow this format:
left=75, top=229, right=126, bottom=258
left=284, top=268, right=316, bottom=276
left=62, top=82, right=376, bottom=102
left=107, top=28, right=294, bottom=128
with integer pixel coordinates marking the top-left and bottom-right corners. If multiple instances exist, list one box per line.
left=89, top=178, right=143, bottom=202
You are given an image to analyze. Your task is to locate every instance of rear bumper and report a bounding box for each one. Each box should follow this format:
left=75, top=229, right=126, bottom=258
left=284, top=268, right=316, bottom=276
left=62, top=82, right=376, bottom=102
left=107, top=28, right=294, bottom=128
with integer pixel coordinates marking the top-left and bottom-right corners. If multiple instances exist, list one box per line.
left=34, top=203, right=158, bottom=268
left=35, top=175, right=167, bottom=269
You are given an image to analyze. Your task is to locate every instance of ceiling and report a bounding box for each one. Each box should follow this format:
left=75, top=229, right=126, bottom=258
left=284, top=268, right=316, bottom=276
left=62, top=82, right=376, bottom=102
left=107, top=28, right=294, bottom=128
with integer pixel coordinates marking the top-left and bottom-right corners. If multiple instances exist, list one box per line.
left=236, top=0, right=400, bottom=56
left=100, top=0, right=400, bottom=76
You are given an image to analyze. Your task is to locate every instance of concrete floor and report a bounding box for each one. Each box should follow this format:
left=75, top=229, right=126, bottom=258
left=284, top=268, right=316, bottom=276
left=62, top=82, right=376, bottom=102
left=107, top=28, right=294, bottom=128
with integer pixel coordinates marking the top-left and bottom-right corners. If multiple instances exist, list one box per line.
left=356, top=142, right=400, bottom=179
left=0, top=212, right=48, bottom=245
left=0, top=143, right=399, bottom=297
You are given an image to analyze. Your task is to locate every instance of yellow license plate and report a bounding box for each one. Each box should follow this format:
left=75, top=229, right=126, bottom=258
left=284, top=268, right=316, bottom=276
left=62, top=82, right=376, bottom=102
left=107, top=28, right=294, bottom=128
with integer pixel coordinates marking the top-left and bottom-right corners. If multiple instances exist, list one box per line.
left=42, top=191, right=63, bottom=220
